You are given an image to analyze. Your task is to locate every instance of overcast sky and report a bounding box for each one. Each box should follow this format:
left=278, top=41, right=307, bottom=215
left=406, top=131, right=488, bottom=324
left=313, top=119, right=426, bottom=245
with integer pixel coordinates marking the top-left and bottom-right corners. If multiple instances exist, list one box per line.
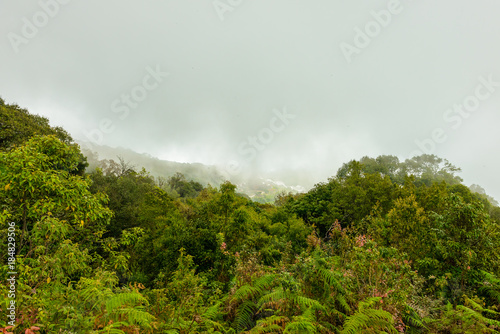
left=1, top=0, right=500, bottom=200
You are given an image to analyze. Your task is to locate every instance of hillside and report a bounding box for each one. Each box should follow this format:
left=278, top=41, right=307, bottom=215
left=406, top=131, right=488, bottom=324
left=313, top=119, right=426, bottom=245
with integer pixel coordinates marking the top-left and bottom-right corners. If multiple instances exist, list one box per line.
left=79, top=140, right=225, bottom=187
left=79, top=140, right=309, bottom=203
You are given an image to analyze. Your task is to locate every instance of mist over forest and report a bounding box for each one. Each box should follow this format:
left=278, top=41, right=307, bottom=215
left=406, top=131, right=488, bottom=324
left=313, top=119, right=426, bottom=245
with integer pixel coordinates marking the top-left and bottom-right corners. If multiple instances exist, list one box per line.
left=2, top=1, right=500, bottom=201
left=1, top=1, right=500, bottom=333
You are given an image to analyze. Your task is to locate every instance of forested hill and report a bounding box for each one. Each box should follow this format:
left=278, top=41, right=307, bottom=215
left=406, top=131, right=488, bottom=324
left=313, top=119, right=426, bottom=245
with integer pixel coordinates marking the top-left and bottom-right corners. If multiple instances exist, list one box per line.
left=78, top=140, right=309, bottom=203
left=79, top=140, right=225, bottom=188
left=78, top=139, right=499, bottom=206
left=2, top=98, right=500, bottom=333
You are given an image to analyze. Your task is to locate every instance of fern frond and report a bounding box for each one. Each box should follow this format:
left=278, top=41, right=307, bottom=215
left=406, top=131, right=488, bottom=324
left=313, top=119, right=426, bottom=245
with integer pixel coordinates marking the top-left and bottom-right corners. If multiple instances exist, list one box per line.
left=284, top=320, right=316, bottom=333
left=335, top=294, right=351, bottom=314
left=98, top=329, right=126, bottom=334
left=202, top=318, right=227, bottom=332
left=456, top=305, right=497, bottom=327
left=482, top=271, right=500, bottom=285
left=105, top=292, right=154, bottom=328
left=233, top=285, right=259, bottom=302
left=402, top=305, right=426, bottom=330
left=162, top=330, right=178, bottom=334
left=293, top=296, right=325, bottom=312
left=457, top=300, right=500, bottom=328
left=97, top=321, right=129, bottom=334
left=234, top=300, right=258, bottom=331
left=479, top=272, right=500, bottom=305
left=317, top=267, right=346, bottom=295
left=312, top=256, right=351, bottom=314
left=284, top=307, right=328, bottom=334
left=341, top=298, right=397, bottom=334
left=258, top=288, right=287, bottom=307
left=479, top=286, right=500, bottom=305
left=106, top=291, right=146, bottom=312
left=232, top=274, right=278, bottom=302
left=465, top=297, right=485, bottom=312
left=250, top=315, right=288, bottom=333
left=249, top=323, right=282, bottom=333
left=254, top=274, right=279, bottom=292
left=203, top=302, right=222, bottom=320
left=79, top=274, right=115, bottom=310
left=117, top=307, right=155, bottom=328
left=200, top=303, right=227, bottom=332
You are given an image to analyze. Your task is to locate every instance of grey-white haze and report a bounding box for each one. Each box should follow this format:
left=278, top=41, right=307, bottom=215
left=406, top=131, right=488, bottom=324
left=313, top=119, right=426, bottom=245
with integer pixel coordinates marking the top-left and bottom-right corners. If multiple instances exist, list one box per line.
left=1, top=0, right=499, bottom=200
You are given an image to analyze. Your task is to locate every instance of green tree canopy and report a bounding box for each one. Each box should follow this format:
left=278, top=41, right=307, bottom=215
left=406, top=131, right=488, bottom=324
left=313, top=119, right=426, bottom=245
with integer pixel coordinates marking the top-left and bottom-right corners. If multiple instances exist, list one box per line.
left=0, top=98, right=87, bottom=174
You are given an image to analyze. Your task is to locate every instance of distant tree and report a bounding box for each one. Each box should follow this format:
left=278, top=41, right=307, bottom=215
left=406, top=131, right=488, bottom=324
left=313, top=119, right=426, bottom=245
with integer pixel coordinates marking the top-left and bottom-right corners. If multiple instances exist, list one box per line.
left=359, top=155, right=403, bottom=183
left=470, top=183, right=499, bottom=207
left=355, top=154, right=464, bottom=187
left=89, top=164, right=158, bottom=238
left=118, top=156, right=136, bottom=176
left=0, top=98, right=87, bottom=174
left=167, top=172, right=204, bottom=198
left=401, top=154, right=463, bottom=186
left=290, top=160, right=396, bottom=236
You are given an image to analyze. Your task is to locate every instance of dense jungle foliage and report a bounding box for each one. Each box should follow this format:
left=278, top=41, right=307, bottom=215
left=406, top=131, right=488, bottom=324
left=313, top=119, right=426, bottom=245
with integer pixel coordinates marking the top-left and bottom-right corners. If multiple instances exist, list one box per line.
left=1, top=98, right=500, bottom=333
